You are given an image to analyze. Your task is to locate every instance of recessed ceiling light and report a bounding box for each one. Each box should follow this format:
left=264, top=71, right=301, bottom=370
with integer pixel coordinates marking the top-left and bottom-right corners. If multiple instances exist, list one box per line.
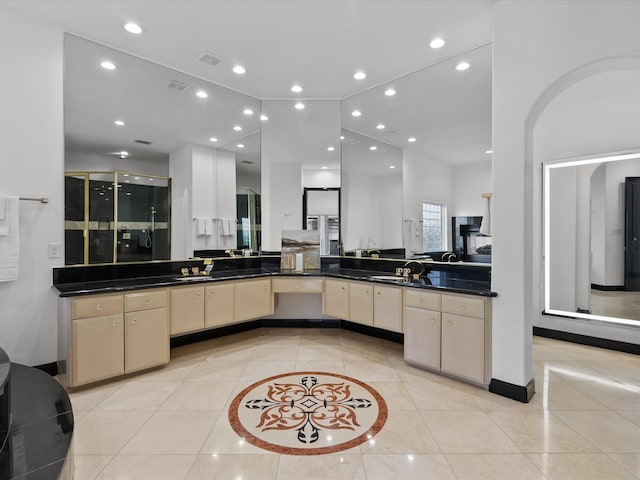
left=291, top=84, right=303, bottom=93
left=327, top=146, right=335, bottom=151
left=209, top=137, right=218, bottom=142
left=354, top=71, right=366, bottom=80
left=123, top=174, right=129, bottom=177
left=233, top=65, right=246, bottom=74
left=233, top=125, right=242, bottom=131
left=149, top=178, right=154, bottom=181
left=126, top=192, right=131, bottom=196
left=486, top=149, right=493, bottom=154
left=260, top=114, right=269, bottom=121
left=125, top=180, right=130, bottom=183
left=384, top=88, right=396, bottom=96
left=376, top=123, right=385, bottom=130
left=294, top=102, right=305, bottom=110
left=408, top=137, right=417, bottom=143
left=456, top=62, right=470, bottom=71
left=351, top=110, right=362, bottom=117
left=134, top=176, right=140, bottom=180
left=120, top=151, right=128, bottom=156
left=119, top=155, right=126, bottom=159
left=124, top=23, right=142, bottom=34
left=340, top=135, right=345, bottom=140
left=237, top=144, right=245, bottom=148
left=369, top=146, right=377, bottom=151
left=429, top=38, right=445, bottom=49
left=196, top=90, right=208, bottom=98
left=243, top=108, right=254, bottom=115
left=322, top=166, right=328, bottom=170
left=389, top=165, right=396, bottom=169
left=100, top=60, right=116, bottom=70
left=114, top=120, right=125, bottom=126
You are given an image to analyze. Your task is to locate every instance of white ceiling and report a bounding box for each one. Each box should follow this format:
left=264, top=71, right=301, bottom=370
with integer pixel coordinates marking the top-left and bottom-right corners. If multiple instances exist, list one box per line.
left=1, top=0, right=494, bottom=167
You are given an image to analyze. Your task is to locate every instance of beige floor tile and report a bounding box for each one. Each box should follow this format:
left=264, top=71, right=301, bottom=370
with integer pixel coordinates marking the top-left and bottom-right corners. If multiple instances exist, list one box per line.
left=74, top=410, right=153, bottom=455
left=159, top=381, right=237, bottom=410
left=359, top=411, right=440, bottom=454
left=120, top=410, right=219, bottom=454
left=94, top=381, right=179, bottom=411
left=421, top=411, right=520, bottom=453
left=209, top=343, right=258, bottom=361
left=368, top=381, right=417, bottom=411
left=553, top=411, right=640, bottom=453
left=618, top=410, right=640, bottom=427
left=94, top=454, right=196, bottom=480
left=240, top=360, right=297, bottom=383
left=200, top=411, right=277, bottom=455
left=294, top=359, right=346, bottom=374
left=68, top=382, right=125, bottom=411
left=487, top=410, right=599, bottom=453
left=344, top=359, right=401, bottom=382
left=170, top=341, right=216, bottom=363
left=362, top=453, right=455, bottom=480
left=184, top=359, right=249, bottom=382
left=296, top=343, right=344, bottom=361
left=405, top=378, right=482, bottom=411
left=445, top=453, right=546, bottom=479
left=607, top=453, right=640, bottom=478
left=589, top=359, right=640, bottom=383
left=537, top=380, right=609, bottom=411
left=130, top=360, right=199, bottom=383
left=72, top=455, right=113, bottom=480
left=251, top=344, right=300, bottom=361
left=527, top=453, right=637, bottom=480
left=469, top=387, right=542, bottom=412
left=185, top=454, right=278, bottom=480
left=276, top=454, right=366, bottom=480
left=569, top=380, right=640, bottom=410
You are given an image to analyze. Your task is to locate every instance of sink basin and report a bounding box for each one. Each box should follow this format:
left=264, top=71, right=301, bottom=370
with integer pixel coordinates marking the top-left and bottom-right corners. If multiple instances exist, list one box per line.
left=174, top=275, right=209, bottom=281
left=369, top=275, right=407, bottom=282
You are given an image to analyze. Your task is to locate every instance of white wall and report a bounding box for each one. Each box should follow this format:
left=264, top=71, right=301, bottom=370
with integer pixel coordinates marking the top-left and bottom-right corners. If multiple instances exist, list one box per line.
left=65, top=149, right=169, bottom=177
left=451, top=160, right=492, bottom=217
left=0, top=10, right=64, bottom=366
left=493, top=0, right=640, bottom=388
left=266, top=163, right=302, bottom=251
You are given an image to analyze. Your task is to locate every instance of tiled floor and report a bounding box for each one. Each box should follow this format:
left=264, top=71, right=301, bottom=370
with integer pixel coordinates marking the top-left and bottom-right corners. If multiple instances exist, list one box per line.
left=69, top=328, right=640, bottom=479
left=591, top=289, right=640, bottom=320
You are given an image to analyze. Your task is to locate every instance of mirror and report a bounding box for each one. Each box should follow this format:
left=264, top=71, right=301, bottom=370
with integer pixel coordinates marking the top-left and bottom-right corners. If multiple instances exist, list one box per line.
left=341, top=44, right=492, bottom=259
left=63, top=34, right=261, bottom=264
left=544, top=152, right=640, bottom=325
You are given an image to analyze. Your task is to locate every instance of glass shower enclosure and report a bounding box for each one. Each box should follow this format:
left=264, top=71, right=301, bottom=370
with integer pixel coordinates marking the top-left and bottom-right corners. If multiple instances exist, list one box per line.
left=64, top=172, right=171, bottom=265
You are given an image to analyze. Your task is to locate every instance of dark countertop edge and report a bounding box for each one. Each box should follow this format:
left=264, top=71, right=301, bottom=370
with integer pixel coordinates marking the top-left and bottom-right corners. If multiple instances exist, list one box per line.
left=54, top=269, right=496, bottom=298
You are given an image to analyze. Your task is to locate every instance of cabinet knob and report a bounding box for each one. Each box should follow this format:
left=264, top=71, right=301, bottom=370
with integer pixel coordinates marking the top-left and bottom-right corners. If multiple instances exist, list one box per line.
left=419, top=297, right=424, bottom=303
left=112, top=321, right=118, bottom=327
left=341, top=286, right=345, bottom=291
left=96, top=304, right=103, bottom=311
left=459, top=304, right=466, bottom=310
left=144, top=299, right=150, bottom=305
left=131, top=318, right=137, bottom=325
left=447, top=319, right=453, bottom=325
left=196, top=292, right=201, bottom=297
left=210, top=290, right=215, bottom=296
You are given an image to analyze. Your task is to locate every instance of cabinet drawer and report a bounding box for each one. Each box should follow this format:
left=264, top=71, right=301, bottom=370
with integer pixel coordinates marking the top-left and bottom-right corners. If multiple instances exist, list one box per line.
left=71, top=294, right=123, bottom=319
left=124, top=289, right=168, bottom=312
left=272, top=277, right=323, bottom=293
left=441, top=294, right=485, bottom=319
left=404, top=289, right=441, bottom=310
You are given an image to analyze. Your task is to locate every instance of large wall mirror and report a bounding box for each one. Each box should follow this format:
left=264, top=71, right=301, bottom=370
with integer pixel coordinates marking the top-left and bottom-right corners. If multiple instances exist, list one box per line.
left=340, top=44, right=492, bottom=259
left=63, top=34, right=261, bottom=264
left=544, top=152, right=640, bottom=326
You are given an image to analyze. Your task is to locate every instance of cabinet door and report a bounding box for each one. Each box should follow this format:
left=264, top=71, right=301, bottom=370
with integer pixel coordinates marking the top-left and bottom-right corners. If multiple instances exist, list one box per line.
left=205, top=283, right=235, bottom=328
left=441, top=312, right=485, bottom=383
left=125, top=308, right=169, bottom=373
left=272, top=278, right=323, bottom=293
left=323, top=279, right=349, bottom=319
left=170, top=286, right=205, bottom=334
left=373, top=285, right=403, bottom=332
left=349, top=282, right=373, bottom=326
left=403, top=307, right=441, bottom=370
left=234, top=279, right=273, bottom=321
left=72, top=313, right=124, bottom=386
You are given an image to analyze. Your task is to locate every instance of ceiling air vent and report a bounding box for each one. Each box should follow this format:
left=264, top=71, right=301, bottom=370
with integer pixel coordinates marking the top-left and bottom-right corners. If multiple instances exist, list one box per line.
left=166, top=80, right=189, bottom=92
left=384, top=129, right=397, bottom=134
left=134, top=139, right=152, bottom=145
left=241, top=160, right=254, bottom=165
left=197, top=52, right=222, bottom=67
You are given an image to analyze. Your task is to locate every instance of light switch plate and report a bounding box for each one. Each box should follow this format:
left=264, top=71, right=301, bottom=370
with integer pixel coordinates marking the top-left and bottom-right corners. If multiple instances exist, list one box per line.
left=48, top=243, right=61, bottom=258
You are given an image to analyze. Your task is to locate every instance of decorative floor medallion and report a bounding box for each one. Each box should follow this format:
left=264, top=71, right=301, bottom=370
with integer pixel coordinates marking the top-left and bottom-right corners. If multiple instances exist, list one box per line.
left=228, top=371, right=388, bottom=455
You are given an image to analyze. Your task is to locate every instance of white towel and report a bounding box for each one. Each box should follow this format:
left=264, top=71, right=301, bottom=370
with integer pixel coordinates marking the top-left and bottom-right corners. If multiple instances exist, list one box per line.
left=221, top=218, right=234, bottom=236
left=195, top=218, right=206, bottom=236
left=204, top=219, right=214, bottom=236
left=480, top=197, right=491, bottom=235
left=0, top=196, right=19, bottom=282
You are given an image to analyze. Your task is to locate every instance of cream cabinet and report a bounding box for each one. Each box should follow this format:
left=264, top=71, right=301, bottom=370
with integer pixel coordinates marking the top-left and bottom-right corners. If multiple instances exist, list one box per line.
left=373, top=285, right=403, bottom=332
left=205, top=282, right=235, bottom=328
left=234, top=278, right=273, bottom=321
left=348, top=282, right=374, bottom=326
left=403, top=289, right=442, bottom=369
left=124, top=289, right=169, bottom=374
left=272, top=277, right=323, bottom=293
left=170, top=285, right=205, bottom=334
left=323, top=279, right=349, bottom=319
left=440, top=293, right=491, bottom=384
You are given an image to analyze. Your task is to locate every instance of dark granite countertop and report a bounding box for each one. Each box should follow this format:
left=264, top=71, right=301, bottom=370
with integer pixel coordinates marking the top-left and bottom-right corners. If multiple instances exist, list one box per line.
left=54, top=266, right=495, bottom=298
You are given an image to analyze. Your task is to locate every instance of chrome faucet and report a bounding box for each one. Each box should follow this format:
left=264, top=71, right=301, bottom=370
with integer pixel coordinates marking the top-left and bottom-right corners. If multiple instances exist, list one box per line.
left=403, top=260, right=425, bottom=280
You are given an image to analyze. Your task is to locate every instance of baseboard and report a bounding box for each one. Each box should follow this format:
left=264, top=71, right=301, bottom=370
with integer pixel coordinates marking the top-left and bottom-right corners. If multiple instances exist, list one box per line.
left=170, top=320, right=261, bottom=348
left=489, top=377, right=535, bottom=403
left=591, top=283, right=624, bottom=291
left=34, top=362, right=58, bottom=376
left=340, top=320, right=404, bottom=344
left=534, top=326, right=640, bottom=355
left=260, top=318, right=340, bottom=329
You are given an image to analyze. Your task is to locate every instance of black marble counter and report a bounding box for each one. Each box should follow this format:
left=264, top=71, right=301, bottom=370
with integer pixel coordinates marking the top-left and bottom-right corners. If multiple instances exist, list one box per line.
left=54, top=262, right=495, bottom=298
left=0, top=363, right=73, bottom=480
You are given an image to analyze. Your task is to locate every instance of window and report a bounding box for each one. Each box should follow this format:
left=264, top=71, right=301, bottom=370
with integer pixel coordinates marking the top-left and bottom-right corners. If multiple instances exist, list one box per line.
left=422, top=202, right=446, bottom=252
